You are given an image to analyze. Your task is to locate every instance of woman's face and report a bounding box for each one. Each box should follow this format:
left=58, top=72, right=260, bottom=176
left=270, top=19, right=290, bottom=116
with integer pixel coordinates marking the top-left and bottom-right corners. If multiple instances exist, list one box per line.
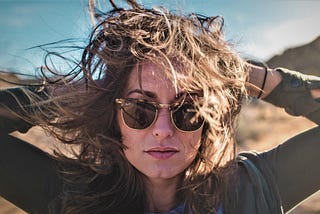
left=117, top=61, right=203, bottom=180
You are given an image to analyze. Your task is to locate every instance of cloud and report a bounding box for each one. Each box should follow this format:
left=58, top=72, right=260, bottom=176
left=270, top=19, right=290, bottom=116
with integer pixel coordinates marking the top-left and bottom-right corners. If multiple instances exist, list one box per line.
left=239, top=13, right=320, bottom=61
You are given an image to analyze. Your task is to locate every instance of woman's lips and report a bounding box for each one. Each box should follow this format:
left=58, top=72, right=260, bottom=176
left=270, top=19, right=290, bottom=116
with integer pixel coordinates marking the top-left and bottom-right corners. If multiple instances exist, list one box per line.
left=145, top=147, right=178, bottom=160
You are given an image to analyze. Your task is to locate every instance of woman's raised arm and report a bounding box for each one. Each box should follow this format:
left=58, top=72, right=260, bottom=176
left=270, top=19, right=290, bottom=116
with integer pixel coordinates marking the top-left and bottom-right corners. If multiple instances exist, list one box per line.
left=247, top=64, right=320, bottom=124
left=246, top=64, right=320, bottom=212
left=0, top=86, right=43, bottom=135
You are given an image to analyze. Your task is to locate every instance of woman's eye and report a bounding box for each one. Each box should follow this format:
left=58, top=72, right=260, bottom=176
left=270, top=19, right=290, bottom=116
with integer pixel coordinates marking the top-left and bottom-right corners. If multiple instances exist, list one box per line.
left=124, top=100, right=133, bottom=106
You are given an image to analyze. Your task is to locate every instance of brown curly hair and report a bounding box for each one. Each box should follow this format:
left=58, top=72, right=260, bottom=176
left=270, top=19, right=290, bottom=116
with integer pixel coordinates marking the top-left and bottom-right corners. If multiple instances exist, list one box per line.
left=32, top=0, right=248, bottom=213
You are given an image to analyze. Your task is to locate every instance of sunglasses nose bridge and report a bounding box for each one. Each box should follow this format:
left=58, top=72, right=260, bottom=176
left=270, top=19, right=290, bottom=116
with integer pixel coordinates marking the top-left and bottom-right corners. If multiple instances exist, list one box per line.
left=156, top=103, right=176, bottom=117
left=157, top=103, right=171, bottom=109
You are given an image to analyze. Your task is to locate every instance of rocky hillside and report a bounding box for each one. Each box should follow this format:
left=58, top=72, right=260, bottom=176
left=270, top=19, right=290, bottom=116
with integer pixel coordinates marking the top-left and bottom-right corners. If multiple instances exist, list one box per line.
left=267, top=36, right=320, bottom=75
left=0, top=72, right=20, bottom=88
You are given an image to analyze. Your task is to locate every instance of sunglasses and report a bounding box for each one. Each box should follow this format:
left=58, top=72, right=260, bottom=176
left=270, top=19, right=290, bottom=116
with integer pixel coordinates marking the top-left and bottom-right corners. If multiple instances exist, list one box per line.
left=115, top=98, right=204, bottom=132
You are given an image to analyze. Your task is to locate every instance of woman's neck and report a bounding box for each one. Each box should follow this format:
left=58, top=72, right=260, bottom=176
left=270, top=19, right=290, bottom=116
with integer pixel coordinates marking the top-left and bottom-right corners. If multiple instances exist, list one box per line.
left=145, top=176, right=181, bottom=212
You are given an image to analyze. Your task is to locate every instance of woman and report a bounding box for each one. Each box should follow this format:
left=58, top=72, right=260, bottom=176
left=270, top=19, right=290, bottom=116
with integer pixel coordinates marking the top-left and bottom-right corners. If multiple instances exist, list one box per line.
left=1, top=0, right=320, bottom=213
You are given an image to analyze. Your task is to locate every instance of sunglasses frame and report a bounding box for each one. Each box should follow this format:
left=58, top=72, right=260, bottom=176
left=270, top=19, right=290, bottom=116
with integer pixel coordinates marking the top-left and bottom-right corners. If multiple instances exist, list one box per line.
left=115, top=97, right=204, bottom=132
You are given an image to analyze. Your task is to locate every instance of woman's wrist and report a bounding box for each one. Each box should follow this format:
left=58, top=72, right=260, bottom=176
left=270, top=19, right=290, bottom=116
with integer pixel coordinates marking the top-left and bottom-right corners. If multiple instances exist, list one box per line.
left=246, top=63, right=282, bottom=99
left=310, top=89, right=320, bottom=99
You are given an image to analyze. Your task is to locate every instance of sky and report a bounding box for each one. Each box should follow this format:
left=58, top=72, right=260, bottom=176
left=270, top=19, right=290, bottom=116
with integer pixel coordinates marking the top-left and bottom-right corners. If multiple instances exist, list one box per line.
left=0, top=0, right=320, bottom=75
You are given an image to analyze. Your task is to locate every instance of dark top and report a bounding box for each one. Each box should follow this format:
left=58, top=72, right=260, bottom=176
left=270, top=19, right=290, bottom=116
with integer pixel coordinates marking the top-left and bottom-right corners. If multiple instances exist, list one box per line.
left=0, top=68, right=320, bottom=214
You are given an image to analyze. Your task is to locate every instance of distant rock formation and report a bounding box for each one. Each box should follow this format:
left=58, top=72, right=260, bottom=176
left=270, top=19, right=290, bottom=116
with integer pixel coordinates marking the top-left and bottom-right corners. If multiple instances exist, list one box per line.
left=267, top=36, right=320, bottom=76
left=0, top=70, right=42, bottom=89
left=0, top=71, right=21, bottom=88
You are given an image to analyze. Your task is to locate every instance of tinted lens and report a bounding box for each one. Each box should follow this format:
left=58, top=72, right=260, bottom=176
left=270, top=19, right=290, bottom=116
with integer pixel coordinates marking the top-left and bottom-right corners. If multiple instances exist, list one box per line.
left=121, top=100, right=157, bottom=129
left=172, top=103, right=204, bottom=131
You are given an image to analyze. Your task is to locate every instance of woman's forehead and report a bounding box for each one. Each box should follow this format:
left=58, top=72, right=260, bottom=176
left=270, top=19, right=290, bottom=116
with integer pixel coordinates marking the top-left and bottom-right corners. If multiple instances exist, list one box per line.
left=124, top=61, right=180, bottom=97
left=131, top=61, right=175, bottom=85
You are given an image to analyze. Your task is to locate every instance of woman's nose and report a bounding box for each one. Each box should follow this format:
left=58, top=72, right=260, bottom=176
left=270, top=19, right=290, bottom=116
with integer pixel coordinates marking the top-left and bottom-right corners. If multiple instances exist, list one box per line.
left=152, top=109, right=174, bottom=138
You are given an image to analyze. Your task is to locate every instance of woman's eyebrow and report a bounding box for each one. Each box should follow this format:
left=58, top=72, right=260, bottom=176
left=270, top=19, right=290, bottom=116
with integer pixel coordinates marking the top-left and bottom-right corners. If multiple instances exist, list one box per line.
left=175, top=91, right=202, bottom=99
left=126, top=89, right=157, bottom=98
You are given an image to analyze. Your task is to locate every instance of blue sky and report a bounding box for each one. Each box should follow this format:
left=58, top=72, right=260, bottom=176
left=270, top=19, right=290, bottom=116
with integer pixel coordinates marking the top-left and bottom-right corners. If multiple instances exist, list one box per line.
left=1, top=0, right=320, bottom=75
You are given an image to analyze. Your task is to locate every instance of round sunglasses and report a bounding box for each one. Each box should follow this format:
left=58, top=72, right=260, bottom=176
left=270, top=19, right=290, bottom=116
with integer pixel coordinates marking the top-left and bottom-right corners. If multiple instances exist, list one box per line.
left=115, top=98, right=204, bottom=132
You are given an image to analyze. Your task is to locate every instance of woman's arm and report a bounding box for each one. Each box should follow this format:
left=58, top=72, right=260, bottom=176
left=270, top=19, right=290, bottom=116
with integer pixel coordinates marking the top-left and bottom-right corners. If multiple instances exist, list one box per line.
left=247, top=63, right=320, bottom=100
left=247, top=64, right=320, bottom=124
left=0, top=134, right=62, bottom=213
left=263, top=126, right=320, bottom=212
left=246, top=63, right=282, bottom=99
left=246, top=64, right=320, bottom=211
left=0, top=86, right=48, bottom=135
left=0, top=86, right=62, bottom=212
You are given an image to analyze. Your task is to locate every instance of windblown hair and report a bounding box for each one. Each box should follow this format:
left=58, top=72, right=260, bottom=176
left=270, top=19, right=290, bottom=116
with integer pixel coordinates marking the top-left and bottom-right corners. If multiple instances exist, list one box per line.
left=33, top=0, right=248, bottom=213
